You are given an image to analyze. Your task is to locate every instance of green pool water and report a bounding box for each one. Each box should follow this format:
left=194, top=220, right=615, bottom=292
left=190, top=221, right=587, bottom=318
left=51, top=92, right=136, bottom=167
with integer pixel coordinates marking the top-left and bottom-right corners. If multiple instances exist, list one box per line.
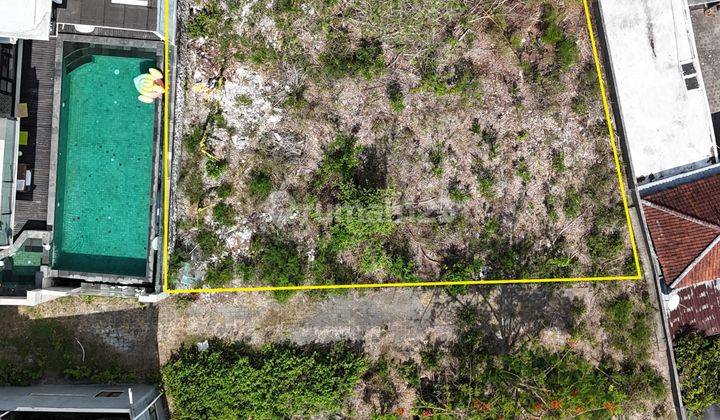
left=53, top=54, right=156, bottom=277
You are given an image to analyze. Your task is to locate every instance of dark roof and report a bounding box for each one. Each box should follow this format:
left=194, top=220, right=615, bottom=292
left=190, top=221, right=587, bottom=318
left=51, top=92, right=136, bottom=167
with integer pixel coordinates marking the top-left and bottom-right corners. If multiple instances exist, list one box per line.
left=669, top=280, right=720, bottom=338
left=54, top=0, right=158, bottom=32
left=643, top=173, right=720, bottom=288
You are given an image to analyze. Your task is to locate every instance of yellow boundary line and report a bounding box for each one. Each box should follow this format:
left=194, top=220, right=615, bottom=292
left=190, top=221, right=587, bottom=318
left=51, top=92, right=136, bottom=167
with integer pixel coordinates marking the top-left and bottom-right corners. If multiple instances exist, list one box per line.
left=161, top=0, right=642, bottom=294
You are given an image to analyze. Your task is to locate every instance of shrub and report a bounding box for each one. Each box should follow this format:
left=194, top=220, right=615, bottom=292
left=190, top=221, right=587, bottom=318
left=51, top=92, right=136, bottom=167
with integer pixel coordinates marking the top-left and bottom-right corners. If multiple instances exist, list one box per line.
left=206, top=159, right=228, bottom=179
left=476, top=170, right=495, bottom=200
left=551, top=151, right=566, bottom=173
left=205, top=256, right=235, bottom=287
left=481, top=127, right=499, bottom=159
left=429, top=143, right=444, bottom=176
left=540, top=4, right=578, bottom=71
left=248, top=170, right=273, bottom=201
left=387, top=81, right=405, bottom=112
left=162, top=340, right=366, bottom=419
left=587, top=231, right=624, bottom=263
left=284, top=85, right=309, bottom=109
left=197, top=228, right=221, bottom=256
left=602, top=295, right=653, bottom=363
left=180, top=169, right=204, bottom=205
left=320, top=37, right=385, bottom=80
left=449, top=184, right=471, bottom=203
left=556, top=35, right=579, bottom=70
left=416, top=342, right=631, bottom=418
left=418, top=59, right=478, bottom=96
left=236, top=94, right=253, bottom=106
left=213, top=202, right=235, bottom=227
left=515, top=158, right=531, bottom=183
left=328, top=195, right=395, bottom=253
left=516, top=129, right=528, bottom=142
left=315, top=135, right=363, bottom=190
left=216, top=182, right=233, bottom=198
left=469, top=119, right=482, bottom=135
left=250, top=233, right=305, bottom=301
left=674, top=329, right=720, bottom=414
left=563, top=188, right=582, bottom=218
left=187, top=4, right=224, bottom=38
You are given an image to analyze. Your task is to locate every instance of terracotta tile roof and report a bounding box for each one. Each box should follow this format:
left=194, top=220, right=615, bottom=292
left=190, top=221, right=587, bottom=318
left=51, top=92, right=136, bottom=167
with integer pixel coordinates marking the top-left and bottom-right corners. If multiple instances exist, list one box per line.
left=645, top=174, right=720, bottom=225
left=668, top=280, right=720, bottom=338
left=643, top=173, right=720, bottom=288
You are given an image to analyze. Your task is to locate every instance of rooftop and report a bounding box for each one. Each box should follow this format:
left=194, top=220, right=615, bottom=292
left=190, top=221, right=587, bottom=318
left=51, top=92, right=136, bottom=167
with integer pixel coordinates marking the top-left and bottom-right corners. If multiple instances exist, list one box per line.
left=55, top=0, right=159, bottom=33
left=599, top=0, right=717, bottom=181
left=668, top=279, right=720, bottom=337
left=0, top=0, right=51, bottom=43
left=642, top=170, right=720, bottom=288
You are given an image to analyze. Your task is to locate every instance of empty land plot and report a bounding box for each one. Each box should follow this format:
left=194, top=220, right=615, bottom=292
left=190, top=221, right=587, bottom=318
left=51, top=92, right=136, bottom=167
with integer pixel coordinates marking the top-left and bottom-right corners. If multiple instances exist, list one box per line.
left=169, top=0, right=634, bottom=294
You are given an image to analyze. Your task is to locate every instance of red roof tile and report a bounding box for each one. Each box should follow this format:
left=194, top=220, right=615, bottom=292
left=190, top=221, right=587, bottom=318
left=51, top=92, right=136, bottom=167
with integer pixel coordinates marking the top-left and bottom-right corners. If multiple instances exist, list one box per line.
left=642, top=203, right=720, bottom=286
left=668, top=280, right=720, bottom=338
left=646, top=174, right=720, bottom=225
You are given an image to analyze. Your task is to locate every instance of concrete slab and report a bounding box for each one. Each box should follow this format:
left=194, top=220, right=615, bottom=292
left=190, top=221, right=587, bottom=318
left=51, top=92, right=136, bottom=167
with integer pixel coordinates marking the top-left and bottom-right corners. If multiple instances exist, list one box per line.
left=599, top=0, right=717, bottom=182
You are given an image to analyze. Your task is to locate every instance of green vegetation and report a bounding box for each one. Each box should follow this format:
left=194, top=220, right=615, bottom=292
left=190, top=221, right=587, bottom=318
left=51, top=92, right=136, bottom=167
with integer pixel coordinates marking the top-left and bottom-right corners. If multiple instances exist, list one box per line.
left=162, top=340, right=365, bottom=419
left=418, top=59, right=479, bottom=96
left=187, top=3, right=225, bottom=38
left=399, top=300, right=666, bottom=418
left=248, top=169, right=273, bottom=201
left=602, top=294, right=654, bottom=363
left=572, top=64, right=600, bottom=115
left=674, top=329, right=720, bottom=414
left=185, top=3, right=244, bottom=70
left=320, top=36, right=385, bottom=80
left=387, top=81, right=405, bottom=112
left=540, top=4, right=579, bottom=71
left=551, top=151, right=566, bottom=173
left=563, top=188, right=582, bottom=218
left=0, top=317, right=133, bottom=386
left=197, top=228, right=222, bottom=256
left=204, top=256, right=235, bottom=288
left=515, top=158, right=532, bottom=183
left=449, top=183, right=472, bottom=203
left=309, top=135, right=414, bottom=281
left=250, top=233, right=306, bottom=301
left=216, top=182, right=233, bottom=198
left=206, top=159, right=228, bottom=179
left=428, top=143, right=444, bottom=176
left=213, top=202, right=235, bottom=227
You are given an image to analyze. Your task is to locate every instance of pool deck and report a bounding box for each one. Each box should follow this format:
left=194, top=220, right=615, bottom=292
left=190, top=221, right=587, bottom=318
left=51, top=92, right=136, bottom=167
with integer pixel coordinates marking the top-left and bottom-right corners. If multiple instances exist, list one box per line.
left=15, top=39, right=55, bottom=236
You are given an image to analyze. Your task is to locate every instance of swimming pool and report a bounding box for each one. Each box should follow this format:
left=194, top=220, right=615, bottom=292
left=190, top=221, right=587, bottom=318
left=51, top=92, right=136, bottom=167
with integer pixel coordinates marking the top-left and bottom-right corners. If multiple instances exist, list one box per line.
left=52, top=47, right=157, bottom=277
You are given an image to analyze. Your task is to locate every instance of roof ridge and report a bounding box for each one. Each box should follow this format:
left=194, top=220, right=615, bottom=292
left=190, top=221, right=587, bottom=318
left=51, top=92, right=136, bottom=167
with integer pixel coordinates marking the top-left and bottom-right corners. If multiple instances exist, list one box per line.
left=642, top=200, right=720, bottom=231
left=671, top=234, right=720, bottom=289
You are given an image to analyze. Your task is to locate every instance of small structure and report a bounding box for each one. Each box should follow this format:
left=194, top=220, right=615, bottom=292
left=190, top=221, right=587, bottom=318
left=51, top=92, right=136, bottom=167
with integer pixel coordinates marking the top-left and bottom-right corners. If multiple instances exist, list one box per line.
left=0, top=384, right=167, bottom=419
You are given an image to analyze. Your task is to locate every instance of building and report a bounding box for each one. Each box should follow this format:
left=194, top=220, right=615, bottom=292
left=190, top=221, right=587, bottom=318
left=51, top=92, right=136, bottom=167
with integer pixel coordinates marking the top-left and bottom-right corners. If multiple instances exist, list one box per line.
left=599, top=0, right=720, bottom=336
left=640, top=168, right=720, bottom=337
left=0, top=384, right=167, bottom=419
left=599, top=0, right=718, bottom=184
left=0, top=0, right=176, bottom=305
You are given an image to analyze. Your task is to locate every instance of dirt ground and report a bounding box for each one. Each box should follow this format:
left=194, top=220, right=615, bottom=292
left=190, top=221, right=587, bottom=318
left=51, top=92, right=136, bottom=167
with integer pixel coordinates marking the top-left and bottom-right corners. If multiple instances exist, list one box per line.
left=168, top=0, right=636, bottom=291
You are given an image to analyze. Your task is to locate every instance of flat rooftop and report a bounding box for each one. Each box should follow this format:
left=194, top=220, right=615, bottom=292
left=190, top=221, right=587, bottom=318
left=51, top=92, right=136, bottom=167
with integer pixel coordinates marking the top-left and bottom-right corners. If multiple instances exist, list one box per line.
left=599, top=0, right=717, bottom=182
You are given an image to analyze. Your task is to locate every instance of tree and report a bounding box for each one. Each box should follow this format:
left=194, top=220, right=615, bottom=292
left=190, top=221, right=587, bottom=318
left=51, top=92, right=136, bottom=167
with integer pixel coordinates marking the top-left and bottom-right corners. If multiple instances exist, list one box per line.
left=674, top=328, right=720, bottom=414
